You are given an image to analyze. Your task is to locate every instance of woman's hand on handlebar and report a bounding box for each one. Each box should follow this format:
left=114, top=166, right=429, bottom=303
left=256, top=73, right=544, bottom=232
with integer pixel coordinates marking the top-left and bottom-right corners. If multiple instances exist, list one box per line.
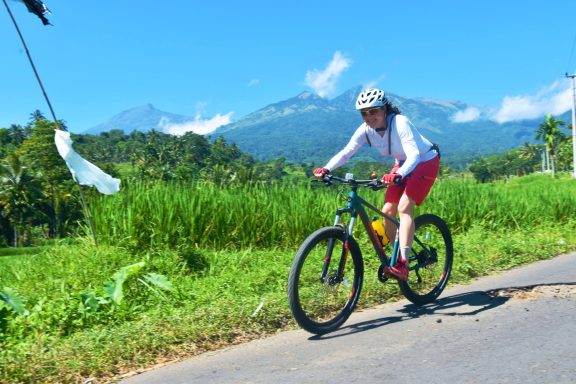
left=381, top=173, right=402, bottom=185
left=313, top=168, right=330, bottom=179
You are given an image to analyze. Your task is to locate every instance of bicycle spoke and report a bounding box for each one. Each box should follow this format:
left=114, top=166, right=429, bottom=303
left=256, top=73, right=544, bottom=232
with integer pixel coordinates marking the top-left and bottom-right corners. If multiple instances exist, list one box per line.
left=288, top=227, right=363, bottom=334
left=299, top=238, right=354, bottom=320
left=399, top=214, right=453, bottom=305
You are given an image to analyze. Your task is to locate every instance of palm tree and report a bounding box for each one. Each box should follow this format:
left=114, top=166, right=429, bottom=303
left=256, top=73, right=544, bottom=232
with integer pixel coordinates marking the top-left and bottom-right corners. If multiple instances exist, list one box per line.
left=7, top=124, right=26, bottom=146
left=517, top=142, right=544, bottom=173
left=557, top=134, right=574, bottom=171
left=0, top=154, right=42, bottom=246
left=535, top=115, right=566, bottom=177
left=29, top=109, right=46, bottom=122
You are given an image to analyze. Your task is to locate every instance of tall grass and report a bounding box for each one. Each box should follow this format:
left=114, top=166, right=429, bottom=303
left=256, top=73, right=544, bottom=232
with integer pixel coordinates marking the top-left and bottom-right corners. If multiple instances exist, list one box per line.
left=421, top=174, right=576, bottom=233
left=91, top=175, right=576, bottom=252
left=90, top=181, right=338, bottom=251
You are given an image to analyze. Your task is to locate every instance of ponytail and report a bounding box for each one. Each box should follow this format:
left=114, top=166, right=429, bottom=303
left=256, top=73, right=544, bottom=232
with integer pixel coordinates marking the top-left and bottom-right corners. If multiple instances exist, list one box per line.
left=386, top=103, right=401, bottom=115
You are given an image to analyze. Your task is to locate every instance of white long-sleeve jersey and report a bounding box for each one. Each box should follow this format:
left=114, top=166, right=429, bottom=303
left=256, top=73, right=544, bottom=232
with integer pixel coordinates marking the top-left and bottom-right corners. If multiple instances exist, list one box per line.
left=324, top=114, right=437, bottom=177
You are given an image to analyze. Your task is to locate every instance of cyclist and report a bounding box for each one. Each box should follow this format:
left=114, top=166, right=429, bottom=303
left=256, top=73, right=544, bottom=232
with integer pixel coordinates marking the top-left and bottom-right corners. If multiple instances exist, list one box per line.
left=313, top=88, right=440, bottom=281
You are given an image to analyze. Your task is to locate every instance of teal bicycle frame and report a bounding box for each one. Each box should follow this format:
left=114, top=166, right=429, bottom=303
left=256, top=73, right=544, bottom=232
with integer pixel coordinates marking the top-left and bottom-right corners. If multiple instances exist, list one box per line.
left=332, top=179, right=400, bottom=270
left=318, top=174, right=446, bottom=288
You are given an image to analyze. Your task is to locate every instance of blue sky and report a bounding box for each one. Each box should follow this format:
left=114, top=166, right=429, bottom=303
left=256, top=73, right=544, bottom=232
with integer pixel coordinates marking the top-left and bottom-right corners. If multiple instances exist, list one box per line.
left=2, top=0, right=576, bottom=134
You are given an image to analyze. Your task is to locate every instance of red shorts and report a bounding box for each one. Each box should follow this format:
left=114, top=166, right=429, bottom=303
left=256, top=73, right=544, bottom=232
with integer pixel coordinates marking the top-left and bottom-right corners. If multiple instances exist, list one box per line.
left=384, top=156, right=440, bottom=206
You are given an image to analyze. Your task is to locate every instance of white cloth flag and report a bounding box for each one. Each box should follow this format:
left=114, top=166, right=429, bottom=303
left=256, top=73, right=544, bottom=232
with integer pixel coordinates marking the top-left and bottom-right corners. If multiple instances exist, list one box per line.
left=54, top=130, right=121, bottom=195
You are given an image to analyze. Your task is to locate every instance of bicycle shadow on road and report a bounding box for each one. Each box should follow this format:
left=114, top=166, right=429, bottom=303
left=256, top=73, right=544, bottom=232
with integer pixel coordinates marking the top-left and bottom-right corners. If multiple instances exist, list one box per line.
left=309, top=290, right=509, bottom=341
left=399, top=290, right=510, bottom=318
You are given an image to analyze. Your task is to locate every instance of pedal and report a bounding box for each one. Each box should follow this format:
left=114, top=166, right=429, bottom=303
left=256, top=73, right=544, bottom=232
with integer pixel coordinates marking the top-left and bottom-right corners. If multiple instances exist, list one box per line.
left=377, top=265, right=390, bottom=283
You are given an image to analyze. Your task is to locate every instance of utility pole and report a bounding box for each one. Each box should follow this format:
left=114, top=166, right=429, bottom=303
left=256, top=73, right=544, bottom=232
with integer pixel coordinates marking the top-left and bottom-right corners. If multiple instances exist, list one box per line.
left=565, top=73, right=576, bottom=178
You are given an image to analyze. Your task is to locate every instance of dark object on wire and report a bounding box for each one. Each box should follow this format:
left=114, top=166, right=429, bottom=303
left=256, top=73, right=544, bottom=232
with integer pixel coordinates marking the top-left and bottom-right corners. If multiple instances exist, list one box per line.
left=2, top=0, right=61, bottom=127
left=19, top=0, right=51, bottom=25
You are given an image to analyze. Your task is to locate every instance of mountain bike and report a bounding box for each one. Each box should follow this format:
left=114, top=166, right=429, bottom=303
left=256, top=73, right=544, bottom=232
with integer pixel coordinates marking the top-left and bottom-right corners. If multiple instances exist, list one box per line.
left=287, top=173, right=453, bottom=335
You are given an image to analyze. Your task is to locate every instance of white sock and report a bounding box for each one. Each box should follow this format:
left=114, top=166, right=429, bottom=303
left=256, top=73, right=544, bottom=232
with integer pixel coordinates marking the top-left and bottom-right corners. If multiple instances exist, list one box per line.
left=400, top=247, right=411, bottom=264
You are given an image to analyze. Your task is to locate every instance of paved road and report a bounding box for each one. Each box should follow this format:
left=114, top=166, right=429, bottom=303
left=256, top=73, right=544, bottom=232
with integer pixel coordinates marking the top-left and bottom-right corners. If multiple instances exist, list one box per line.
left=121, top=252, right=576, bottom=384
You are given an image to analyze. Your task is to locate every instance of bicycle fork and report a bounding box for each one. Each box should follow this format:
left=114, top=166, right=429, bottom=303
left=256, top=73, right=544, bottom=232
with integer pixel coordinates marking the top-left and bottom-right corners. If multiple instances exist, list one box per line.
left=320, top=237, right=349, bottom=286
left=319, top=209, right=354, bottom=286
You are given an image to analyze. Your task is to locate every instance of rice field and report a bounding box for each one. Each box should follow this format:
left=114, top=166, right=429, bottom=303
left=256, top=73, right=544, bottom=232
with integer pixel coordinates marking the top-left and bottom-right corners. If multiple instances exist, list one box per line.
left=90, top=173, right=576, bottom=252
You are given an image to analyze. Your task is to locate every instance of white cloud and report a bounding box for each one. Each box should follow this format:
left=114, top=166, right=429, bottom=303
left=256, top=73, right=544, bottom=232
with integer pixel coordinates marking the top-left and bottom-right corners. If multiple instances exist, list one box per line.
left=451, top=106, right=481, bottom=123
left=159, top=113, right=233, bottom=136
left=248, top=79, right=260, bottom=87
left=490, top=80, right=572, bottom=123
left=449, top=80, right=572, bottom=124
left=305, top=51, right=351, bottom=97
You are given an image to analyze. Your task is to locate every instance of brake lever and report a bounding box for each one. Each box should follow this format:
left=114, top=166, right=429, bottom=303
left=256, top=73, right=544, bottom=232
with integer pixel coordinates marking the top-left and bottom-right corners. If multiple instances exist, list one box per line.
left=366, top=179, right=383, bottom=191
left=311, top=177, right=333, bottom=187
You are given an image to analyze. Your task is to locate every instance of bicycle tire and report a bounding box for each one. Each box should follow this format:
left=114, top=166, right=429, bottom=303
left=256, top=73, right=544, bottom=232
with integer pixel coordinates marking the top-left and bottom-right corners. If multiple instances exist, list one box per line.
left=287, top=226, right=363, bottom=335
left=398, top=214, right=453, bottom=305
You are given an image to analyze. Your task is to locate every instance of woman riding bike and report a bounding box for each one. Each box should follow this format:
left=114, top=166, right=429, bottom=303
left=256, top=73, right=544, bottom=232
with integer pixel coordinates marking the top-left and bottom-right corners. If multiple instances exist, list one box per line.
left=313, top=88, right=440, bottom=281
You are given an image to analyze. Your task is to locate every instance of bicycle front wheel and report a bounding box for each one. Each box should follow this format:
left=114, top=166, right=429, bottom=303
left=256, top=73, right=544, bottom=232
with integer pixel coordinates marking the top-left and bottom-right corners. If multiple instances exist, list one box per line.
left=399, top=214, right=453, bottom=305
left=287, top=226, right=363, bottom=335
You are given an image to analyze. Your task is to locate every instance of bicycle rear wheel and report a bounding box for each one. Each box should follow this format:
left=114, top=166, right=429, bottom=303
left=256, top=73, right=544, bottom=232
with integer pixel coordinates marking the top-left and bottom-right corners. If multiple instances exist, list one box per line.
left=399, top=214, right=453, bottom=305
left=287, top=226, right=363, bottom=335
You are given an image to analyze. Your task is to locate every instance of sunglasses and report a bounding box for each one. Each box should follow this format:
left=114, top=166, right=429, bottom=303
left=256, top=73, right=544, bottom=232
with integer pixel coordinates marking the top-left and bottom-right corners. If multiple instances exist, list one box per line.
left=360, top=107, right=383, bottom=117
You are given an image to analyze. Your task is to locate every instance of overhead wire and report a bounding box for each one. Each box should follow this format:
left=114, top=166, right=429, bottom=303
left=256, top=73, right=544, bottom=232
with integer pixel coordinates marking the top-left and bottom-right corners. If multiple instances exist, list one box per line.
left=2, top=0, right=99, bottom=246
left=2, top=0, right=63, bottom=131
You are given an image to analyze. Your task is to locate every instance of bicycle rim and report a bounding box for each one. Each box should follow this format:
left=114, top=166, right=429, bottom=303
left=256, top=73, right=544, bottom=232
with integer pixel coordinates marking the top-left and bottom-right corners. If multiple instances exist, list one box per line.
left=399, top=214, right=453, bottom=305
left=288, top=227, right=363, bottom=335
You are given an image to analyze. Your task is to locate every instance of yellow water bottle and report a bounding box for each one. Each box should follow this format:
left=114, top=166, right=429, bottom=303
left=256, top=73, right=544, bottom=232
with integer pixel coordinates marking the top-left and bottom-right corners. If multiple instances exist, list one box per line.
left=371, top=216, right=388, bottom=246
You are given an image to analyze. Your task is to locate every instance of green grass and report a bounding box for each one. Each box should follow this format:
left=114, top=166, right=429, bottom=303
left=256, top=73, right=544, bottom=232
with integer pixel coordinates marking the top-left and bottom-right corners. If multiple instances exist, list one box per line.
left=87, top=173, right=576, bottom=253
left=0, top=247, right=46, bottom=257
left=89, top=180, right=331, bottom=251
left=2, top=224, right=575, bottom=384
left=1, top=173, right=576, bottom=383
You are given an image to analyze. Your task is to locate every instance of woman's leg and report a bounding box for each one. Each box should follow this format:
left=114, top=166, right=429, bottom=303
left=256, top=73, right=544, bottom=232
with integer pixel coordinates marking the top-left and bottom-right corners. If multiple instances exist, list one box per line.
left=397, top=194, right=415, bottom=263
left=381, top=195, right=413, bottom=280
left=382, top=201, right=398, bottom=244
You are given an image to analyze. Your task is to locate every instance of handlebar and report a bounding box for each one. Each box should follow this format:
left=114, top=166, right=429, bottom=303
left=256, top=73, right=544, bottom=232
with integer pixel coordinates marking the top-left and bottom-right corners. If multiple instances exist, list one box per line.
left=314, top=174, right=387, bottom=191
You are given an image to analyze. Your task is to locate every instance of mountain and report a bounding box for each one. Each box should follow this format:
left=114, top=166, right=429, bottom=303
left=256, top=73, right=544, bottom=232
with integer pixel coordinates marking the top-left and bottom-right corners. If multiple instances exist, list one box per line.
left=84, top=88, right=571, bottom=167
left=212, top=86, right=568, bottom=167
left=84, top=104, right=196, bottom=135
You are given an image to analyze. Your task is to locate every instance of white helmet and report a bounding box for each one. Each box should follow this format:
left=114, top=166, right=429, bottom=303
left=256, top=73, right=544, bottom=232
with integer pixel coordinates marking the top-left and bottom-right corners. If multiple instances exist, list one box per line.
left=355, top=88, right=388, bottom=110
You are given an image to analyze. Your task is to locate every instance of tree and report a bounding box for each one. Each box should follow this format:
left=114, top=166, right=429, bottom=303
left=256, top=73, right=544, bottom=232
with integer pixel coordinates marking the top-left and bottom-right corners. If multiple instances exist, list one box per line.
left=517, top=142, right=544, bottom=172
left=174, top=132, right=212, bottom=179
left=0, top=206, right=12, bottom=246
left=0, top=128, right=10, bottom=158
left=16, top=118, right=76, bottom=238
left=0, top=154, right=43, bottom=246
left=556, top=133, right=574, bottom=172
left=535, top=115, right=566, bottom=177
left=204, top=137, right=256, bottom=183
left=8, top=124, right=27, bottom=146
left=17, top=119, right=70, bottom=183
left=469, top=157, right=496, bottom=183
left=30, top=109, right=46, bottom=122
left=132, top=130, right=180, bottom=181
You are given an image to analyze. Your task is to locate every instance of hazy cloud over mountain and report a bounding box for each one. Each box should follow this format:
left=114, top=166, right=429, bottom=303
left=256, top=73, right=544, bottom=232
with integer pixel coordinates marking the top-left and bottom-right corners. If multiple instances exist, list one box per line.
left=490, top=80, right=571, bottom=123
left=451, top=106, right=482, bottom=123
left=160, top=113, right=233, bottom=136
left=450, top=80, right=572, bottom=124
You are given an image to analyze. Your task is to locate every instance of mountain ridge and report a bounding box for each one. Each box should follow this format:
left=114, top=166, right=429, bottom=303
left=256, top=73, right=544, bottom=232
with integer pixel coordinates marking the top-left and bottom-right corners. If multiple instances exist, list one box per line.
left=84, top=104, right=196, bottom=135
left=211, top=86, right=560, bottom=166
left=83, top=87, right=569, bottom=167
